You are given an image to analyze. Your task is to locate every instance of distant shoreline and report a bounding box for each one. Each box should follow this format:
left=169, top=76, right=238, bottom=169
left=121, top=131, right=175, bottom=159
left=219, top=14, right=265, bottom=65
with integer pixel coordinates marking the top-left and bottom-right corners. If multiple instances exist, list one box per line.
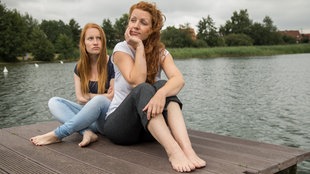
left=1, top=44, right=310, bottom=64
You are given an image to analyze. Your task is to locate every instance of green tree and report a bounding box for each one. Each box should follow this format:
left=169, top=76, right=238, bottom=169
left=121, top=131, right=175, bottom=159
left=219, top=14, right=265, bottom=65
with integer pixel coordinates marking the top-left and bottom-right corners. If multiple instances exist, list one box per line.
left=40, top=20, right=72, bottom=45
left=249, top=22, right=267, bottom=45
left=30, top=27, right=54, bottom=61
left=197, top=16, right=224, bottom=47
left=161, top=26, right=193, bottom=48
left=23, top=13, right=39, bottom=55
left=249, top=16, right=282, bottom=45
left=263, top=16, right=277, bottom=32
left=0, top=4, right=28, bottom=62
left=261, top=16, right=282, bottom=45
left=114, top=13, right=128, bottom=42
left=55, top=34, right=75, bottom=59
left=68, top=19, right=81, bottom=47
left=161, top=26, right=179, bottom=47
left=179, top=23, right=196, bottom=47
left=220, top=9, right=253, bottom=36
left=102, top=19, right=116, bottom=49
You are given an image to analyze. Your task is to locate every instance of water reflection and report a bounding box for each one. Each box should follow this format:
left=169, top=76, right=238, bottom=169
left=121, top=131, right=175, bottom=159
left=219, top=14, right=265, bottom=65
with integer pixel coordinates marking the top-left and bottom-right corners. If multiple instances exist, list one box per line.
left=1, top=54, right=310, bottom=173
left=3, top=72, right=8, bottom=79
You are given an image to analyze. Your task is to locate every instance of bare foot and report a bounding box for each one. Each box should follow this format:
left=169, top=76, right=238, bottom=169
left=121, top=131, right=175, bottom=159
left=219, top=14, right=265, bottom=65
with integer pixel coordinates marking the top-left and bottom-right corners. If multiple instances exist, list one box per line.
left=183, top=148, right=206, bottom=169
left=168, top=148, right=195, bottom=172
left=78, top=130, right=98, bottom=147
left=30, top=131, right=60, bottom=146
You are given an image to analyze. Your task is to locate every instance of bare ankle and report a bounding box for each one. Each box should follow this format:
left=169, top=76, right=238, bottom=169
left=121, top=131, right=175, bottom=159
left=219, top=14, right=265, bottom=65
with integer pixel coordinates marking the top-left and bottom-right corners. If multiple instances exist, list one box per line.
left=79, top=131, right=98, bottom=147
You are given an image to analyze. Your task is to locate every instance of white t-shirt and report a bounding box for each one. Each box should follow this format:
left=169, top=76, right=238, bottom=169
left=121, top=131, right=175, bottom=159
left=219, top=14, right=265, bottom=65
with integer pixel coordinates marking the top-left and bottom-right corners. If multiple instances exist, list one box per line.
left=106, top=41, right=168, bottom=117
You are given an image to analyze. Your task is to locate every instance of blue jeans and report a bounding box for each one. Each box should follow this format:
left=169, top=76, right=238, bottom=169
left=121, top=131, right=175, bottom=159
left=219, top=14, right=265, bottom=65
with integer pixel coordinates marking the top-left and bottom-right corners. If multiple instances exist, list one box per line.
left=48, top=95, right=110, bottom=140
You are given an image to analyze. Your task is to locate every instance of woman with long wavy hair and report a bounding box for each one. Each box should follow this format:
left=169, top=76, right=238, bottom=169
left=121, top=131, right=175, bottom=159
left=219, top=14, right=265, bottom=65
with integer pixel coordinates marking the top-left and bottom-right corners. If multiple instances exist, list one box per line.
left=30, top=23, right=114, bottom=147
left=103, top=2, right=206, bottom=172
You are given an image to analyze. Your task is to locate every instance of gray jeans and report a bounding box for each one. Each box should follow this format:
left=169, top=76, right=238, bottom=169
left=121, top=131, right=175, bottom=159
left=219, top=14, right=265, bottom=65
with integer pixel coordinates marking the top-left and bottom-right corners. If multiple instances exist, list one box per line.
left=103, top=80, right=182, bottom=145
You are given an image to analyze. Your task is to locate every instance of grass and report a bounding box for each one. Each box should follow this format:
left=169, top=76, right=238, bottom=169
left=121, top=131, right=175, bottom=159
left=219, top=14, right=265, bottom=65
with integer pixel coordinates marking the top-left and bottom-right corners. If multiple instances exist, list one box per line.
left=167, top=44, right=310, bottom=59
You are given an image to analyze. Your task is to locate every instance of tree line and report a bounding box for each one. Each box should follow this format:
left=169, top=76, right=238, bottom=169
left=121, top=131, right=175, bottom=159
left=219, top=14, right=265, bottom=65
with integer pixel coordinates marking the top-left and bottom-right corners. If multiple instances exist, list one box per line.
left=0, top=2, right=308, bottom=62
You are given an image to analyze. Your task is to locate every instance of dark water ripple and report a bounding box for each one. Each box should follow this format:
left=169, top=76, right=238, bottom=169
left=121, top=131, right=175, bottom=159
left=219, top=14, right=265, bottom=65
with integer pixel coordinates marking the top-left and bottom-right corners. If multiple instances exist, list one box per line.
left=0, top=63, right=75, bottom=127
left=1, top=54, right=310, bottom=173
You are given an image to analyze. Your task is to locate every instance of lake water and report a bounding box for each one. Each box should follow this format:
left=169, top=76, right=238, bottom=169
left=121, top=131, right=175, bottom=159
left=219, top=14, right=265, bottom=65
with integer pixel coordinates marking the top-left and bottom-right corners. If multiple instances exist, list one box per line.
left=1, top=54, right=310, bottom=173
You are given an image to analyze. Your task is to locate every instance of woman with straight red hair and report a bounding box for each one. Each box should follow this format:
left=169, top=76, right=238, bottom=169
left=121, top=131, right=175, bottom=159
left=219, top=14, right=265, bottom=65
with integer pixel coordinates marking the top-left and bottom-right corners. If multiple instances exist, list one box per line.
left=30, top=23, right=114, bottom=147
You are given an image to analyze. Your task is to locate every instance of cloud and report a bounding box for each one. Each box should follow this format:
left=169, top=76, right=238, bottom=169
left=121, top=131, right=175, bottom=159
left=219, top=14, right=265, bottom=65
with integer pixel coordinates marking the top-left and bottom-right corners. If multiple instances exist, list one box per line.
left=2, top=0, right=310, bottom=33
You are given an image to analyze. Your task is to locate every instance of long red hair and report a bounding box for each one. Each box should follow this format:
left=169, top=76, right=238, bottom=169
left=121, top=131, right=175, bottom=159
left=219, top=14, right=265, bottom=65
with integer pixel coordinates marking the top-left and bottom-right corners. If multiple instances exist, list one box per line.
left=77, top=23, right=108, bottom=94
left=129, top=1, right=165, bottom=84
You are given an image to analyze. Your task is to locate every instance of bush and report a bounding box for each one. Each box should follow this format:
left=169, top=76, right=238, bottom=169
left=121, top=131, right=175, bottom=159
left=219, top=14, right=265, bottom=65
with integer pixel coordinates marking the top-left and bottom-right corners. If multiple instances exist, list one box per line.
left=282, top=35, right=297, bottom=44
left=192, top=39, right=208, bottom=48
left=224, top=33, right=253, bottom=46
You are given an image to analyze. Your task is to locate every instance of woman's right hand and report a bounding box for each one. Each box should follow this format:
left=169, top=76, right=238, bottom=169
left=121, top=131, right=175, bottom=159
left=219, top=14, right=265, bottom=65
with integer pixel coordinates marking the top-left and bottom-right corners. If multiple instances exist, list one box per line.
left=125, top=27, right=143, bottom=50
left=143, top=91, right=166, bottom=120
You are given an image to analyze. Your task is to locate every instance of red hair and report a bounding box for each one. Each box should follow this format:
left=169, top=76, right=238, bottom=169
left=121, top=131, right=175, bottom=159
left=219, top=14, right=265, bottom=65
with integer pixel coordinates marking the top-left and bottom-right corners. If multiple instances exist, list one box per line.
left=129, top=1, right=166, bottom=84
left=77, top=23, right=108, bottom=94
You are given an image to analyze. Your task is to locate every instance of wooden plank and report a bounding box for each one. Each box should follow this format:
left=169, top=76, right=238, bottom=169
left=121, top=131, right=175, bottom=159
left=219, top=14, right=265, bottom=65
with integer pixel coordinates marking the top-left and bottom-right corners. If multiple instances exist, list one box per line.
left=188, top=135, right=299, bottom=172
left=0, top=144, right=59, bottom=174
left=0, top=124, right=168, bottom=174
left=1, top=121, right=309, bottom=174
left=189, top=130, right=310, bottom=157
left=91, top=137, right=254, bottom=174
left=188, top=130, right=310, bottom=173
left=0, top=130, right=113, bottom=174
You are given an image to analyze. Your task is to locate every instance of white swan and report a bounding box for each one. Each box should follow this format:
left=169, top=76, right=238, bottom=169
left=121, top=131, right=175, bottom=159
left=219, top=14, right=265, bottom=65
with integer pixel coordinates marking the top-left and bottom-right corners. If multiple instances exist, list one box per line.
left=35, top=63, right=39, bottom=67
left=60, top=60, right=64, bottom=64
left=3, top=66, right=8, bottom=73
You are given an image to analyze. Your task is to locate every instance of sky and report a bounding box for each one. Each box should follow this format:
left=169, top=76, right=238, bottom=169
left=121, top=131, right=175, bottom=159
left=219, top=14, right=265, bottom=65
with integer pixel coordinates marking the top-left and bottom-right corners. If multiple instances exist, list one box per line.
left=2, top=0, right=310, bottom=33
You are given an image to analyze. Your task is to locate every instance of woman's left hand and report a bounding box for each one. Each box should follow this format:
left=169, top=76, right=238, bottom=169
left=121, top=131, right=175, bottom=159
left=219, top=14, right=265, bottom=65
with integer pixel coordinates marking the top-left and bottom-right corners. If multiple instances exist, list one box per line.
left=143, top=92, right=166, bottom=120
left=105, top=86, right=114, bottom=101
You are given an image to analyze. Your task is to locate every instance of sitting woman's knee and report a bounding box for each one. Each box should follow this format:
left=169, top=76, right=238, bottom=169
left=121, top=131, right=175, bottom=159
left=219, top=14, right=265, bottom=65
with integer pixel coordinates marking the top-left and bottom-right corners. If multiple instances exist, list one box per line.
left=132, top=83, right=154, bottom=94
left=91, top=95, right=110, bottom=104
left=48, top=96, right=61, bottom=109
left=136, top=82, right=153, bottom=89
left=153, top=80, right=167, bottom=90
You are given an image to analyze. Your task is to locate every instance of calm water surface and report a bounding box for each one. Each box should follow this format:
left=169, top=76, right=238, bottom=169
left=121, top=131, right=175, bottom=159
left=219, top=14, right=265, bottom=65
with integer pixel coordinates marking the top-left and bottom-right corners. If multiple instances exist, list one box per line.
left=1, top=54, right=310, bottom=173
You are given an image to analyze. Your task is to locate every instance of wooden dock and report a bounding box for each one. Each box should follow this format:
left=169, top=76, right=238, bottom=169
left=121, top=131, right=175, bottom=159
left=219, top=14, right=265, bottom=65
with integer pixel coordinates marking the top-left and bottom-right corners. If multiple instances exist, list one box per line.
left=0, top=121, right=309, bottom=174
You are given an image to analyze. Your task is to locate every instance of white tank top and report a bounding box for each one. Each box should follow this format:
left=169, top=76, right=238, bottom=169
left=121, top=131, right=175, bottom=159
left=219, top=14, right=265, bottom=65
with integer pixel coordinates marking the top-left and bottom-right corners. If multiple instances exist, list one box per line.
left=106, top=41, right=168, bottom=117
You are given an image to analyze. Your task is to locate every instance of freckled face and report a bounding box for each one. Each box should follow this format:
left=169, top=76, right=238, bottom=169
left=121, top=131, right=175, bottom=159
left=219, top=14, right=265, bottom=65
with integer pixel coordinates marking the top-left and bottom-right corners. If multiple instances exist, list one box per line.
left=128, top=9, right=152, bottom=41
left=85, top=28, right=102, bottom=55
